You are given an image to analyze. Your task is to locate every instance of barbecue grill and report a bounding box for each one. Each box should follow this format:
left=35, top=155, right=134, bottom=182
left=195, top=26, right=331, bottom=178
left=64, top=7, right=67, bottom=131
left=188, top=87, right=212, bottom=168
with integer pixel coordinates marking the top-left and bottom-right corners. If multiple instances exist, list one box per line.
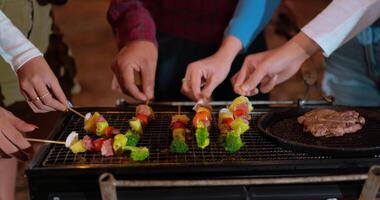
left=26, top=101, right=380, bottom=200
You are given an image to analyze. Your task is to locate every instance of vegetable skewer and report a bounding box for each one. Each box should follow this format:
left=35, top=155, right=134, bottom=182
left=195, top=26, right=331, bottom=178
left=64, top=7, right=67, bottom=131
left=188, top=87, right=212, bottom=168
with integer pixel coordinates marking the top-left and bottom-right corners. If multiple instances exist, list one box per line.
left=218, top=96, right=252, bottom=153
left=64, top=131, right=149, bottom=161
left=170, top=106, right=190, bottom=153
left=192, top=101, right=212, bottom=149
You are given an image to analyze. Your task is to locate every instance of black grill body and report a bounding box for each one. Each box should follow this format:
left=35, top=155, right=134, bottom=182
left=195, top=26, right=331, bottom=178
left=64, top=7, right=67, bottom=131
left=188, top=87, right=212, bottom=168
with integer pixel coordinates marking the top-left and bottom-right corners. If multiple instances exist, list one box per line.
left=26, top=106, right=380, bottom=199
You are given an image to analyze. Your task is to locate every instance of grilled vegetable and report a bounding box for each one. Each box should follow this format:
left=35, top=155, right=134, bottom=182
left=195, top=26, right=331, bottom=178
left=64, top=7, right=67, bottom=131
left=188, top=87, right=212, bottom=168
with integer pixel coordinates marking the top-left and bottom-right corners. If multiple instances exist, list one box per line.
left=224, top=131, right=244, bottom=153
left=192, top=108, right=212, bottom=128
left=93, top=138, right=107, bottom=152
left=195, top=125, right=210, bottom=149
left=170, top=139, right=189, bottom=153
left=96, top=121, right=109, bottom=136
left=113, top=134, right=128, bottom=154
left=125, top=130, right=140, bottom=147
left=136, top=113, right=149, bottom=126
left=229, top=96, right=253, bottom=113
left=84, top=112, right=102, bottom=132
left=125, top=146, right=149, bottom=161
left=65, top=131, right=79, bottom=148
left=129, top=118, right=143, bottom=134
left=231, top=118, right=250, bottom=135
left=70, top=140, right=86, bottom=153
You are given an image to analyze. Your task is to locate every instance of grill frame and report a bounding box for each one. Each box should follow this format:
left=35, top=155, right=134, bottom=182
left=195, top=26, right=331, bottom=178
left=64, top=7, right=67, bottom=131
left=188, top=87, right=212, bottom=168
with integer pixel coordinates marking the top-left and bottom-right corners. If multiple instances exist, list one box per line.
left=27, top=106, right=380, bottom=176
left=26, top=105, right=380, bottom=200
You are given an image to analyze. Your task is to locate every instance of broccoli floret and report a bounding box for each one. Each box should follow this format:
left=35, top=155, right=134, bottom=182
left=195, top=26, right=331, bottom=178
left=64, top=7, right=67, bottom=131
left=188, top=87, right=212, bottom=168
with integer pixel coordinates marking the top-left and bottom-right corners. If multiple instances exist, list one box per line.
left=125, top=146, right=149, bottom=161
left=170, top=139, right=189, bottom=153
left=125, top=130, right=140, bottom=147
left=224, top=131, right=244, bottom=153
left=195, top=127, right=210, bottom=149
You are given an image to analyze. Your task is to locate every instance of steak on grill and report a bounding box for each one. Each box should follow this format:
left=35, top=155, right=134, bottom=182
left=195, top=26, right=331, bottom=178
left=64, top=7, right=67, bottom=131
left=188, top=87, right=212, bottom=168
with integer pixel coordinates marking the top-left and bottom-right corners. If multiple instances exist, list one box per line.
left=297, top=109, right=365, bottom=137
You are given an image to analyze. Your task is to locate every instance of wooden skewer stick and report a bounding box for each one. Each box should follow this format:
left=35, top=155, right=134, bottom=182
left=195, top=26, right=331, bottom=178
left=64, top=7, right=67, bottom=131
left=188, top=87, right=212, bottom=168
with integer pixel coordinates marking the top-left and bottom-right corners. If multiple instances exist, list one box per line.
left=67, top=107, right=85, bottom=118
left=145, top=100, right=150, bottom=106
left=26, top=138, right=65, bottom=145
left=178, top=105, right=181, bottom=115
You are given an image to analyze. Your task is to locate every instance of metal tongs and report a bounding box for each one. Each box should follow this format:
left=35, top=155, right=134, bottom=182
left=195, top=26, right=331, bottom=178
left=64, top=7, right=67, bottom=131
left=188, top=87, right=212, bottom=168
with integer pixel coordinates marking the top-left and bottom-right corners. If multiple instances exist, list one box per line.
left=299, top=57, right=335, bottom=107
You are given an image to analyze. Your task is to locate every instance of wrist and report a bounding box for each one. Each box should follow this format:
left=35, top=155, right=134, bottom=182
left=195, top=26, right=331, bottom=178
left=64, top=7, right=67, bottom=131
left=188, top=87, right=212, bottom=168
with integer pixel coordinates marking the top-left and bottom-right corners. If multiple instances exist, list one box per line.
left=291, top=32, right=321, bottom=57
left=214, top=35, right=243, bottom=62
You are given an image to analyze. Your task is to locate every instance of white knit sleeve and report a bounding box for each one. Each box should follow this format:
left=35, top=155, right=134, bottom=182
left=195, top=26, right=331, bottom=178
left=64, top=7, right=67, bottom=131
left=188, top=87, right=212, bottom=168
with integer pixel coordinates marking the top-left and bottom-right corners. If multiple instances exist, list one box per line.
left=301, top=0, right=380, bottom=57
left=0, top=10, right=42, bottom=72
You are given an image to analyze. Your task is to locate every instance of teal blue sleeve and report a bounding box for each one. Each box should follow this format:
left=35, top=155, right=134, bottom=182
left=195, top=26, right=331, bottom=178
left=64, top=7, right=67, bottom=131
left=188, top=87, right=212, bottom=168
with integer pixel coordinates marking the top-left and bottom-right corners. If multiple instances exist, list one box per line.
left=225, top=0, right=281, bottom=50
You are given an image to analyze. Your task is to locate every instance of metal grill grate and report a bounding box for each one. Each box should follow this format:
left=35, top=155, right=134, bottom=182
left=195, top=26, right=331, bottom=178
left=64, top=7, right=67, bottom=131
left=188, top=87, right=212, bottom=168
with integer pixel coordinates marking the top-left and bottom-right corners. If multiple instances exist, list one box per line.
left=42, top=108, right=332, bottom=167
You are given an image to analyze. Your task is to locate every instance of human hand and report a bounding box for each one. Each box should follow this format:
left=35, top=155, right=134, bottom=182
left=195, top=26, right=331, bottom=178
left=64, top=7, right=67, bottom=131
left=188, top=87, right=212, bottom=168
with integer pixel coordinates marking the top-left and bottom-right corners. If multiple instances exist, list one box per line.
left=181, top=36, right=242, bottom=101
left=111, top=41, right=158, bottom=101
left=232, top=32, right=319, bottom=96
left=0, top=107, right=37, bottom=161
left=17, top=56, right=68, bottom=113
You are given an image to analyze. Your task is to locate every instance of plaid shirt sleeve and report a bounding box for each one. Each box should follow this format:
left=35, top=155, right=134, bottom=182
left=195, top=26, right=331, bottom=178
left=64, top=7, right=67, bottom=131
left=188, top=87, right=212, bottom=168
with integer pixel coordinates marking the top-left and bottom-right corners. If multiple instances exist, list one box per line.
left=107, top=0, right=157, bottom=49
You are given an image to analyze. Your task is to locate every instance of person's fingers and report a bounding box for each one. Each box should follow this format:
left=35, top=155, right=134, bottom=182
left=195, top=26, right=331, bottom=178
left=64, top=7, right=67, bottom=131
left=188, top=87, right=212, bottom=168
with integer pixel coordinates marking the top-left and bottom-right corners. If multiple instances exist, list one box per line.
left=201, top=77, right=219, bottom=100
left=111, top=75, right=122, bottom=92
left=141, top=65, right=155, bottom=100
left=0, top=126, right=31, bottom=150
left=0, top=130, right=18, bottom=155
left=190, top=67, right=203, bottom=100
left=243, top=88, right=259, bottom=96
left=20, top=86, right=51, bottom=113
left=241, top=68, right=266, bottom=94
left=35, top=80, right=66, bottom=111
left=181, top=69, right=196, bottom=101
left=3, top=110, right=37, bottom=133
left=260, top=75, right=278, bottom=93
left=232, top=63, right=249, bottom=94
left=116, top=63, right=147, bottom=101
left=48, top=79, right=68, bottom=110
left=230, top=73, right=238, bottom=85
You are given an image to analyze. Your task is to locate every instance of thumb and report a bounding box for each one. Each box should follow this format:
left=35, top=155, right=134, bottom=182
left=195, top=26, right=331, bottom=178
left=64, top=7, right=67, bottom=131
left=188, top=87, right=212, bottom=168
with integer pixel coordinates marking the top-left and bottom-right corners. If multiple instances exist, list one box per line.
left=241, top=68, right=266, bottom=93
left=111, top=75, right=122, bottom=92
left=201, top=77, right=219, bottom=100
left=5, top=111, right=37, bottom=132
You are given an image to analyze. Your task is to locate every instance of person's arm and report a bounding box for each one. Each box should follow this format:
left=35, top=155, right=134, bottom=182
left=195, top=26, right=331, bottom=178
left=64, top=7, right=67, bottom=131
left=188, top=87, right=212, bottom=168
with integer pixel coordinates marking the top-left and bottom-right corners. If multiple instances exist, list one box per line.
left=0, top=11, right=42, bottom=72
left=225, top=0, right=281, bottom=51
left=107, top=0, right=158, bottom=101
left=107, top=0, right=157, bottom=49
left=181, top=0, right=280, bottom=101
left=302, top=0, right=380, bottom=57
left=0, top=11, right=67, bottom=112
left=232, top=0, right=380, bottom=96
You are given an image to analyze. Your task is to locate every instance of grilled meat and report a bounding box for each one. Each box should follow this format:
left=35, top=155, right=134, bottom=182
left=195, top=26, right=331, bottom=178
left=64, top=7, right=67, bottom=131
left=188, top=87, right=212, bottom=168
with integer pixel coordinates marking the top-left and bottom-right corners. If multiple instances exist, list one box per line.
left=297, top=109, right=365, bottom=137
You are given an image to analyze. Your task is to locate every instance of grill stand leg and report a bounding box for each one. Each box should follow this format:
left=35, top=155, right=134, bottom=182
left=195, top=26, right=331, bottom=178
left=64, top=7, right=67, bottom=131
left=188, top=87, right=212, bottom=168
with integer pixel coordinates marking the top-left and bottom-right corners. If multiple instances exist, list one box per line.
left=359, top=165, right=380, bottom=200
left=99, top=173, right=117, bottom=200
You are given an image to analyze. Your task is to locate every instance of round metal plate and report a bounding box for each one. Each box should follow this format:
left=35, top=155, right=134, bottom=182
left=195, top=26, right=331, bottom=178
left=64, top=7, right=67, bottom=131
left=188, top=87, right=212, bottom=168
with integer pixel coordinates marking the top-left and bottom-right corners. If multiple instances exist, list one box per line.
left=257, top=107, right=380, bottom=156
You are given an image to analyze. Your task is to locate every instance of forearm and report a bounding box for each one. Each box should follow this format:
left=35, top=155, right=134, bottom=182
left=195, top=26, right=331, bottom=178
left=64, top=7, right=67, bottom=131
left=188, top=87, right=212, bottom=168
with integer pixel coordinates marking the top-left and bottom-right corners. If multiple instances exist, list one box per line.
left=225, top=0, right=280, bottom=50
left=0, top=11, right=42, bottom=72
left=214, top=35, right=242, bottom=63
left=107, top=0, right=157, bottom=49
left=290, top=31, right=321, bottom=57
left=301, top=0, right=380, bottom=57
